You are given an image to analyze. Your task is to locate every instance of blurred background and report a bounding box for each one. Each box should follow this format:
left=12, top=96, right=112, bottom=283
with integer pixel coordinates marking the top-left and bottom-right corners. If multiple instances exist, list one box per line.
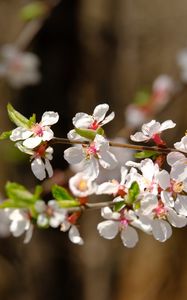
left=0, top=0, right=187, bottom=299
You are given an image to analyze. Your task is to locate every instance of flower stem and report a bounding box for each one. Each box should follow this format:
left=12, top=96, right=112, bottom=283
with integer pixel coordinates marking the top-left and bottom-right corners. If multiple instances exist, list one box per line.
left=51, top=137, right=185, bottom=155
left=63, top=201, right=115, bottom=213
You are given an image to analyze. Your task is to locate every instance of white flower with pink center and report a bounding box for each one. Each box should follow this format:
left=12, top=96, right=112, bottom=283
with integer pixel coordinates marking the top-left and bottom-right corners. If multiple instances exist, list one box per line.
left=139, top=192, right=187, bottom=242
left=97, top=207, right=139, bottom=248
left=64, top=134, right=117, bottom=180
left=68, top=103, right=115, bottom=141
left=16, top=142, right=54, bottom=181
left=10, top=111, right=59, bottom=149
left=0, top=44, right=41, bottom=88
left=126, top=159, right=163, bottom=194
left=130, top=119, right=176, bottom=145
left=167, top=140, right=187, bottom=189
left=96, top=166, right=128, bottom=196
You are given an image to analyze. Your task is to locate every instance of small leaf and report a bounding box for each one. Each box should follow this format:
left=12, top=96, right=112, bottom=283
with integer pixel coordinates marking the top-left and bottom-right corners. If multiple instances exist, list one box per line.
left=97, top=127, right=104, bottom=136
left=33, top=185, right=43, bottom=200
left=126, top=181, right=140, bottom=204
left=75, top=127, right=105, bottom=140
left=134, top=150, right=158, bottom=159
left=28, top=113, right=36, bottom=127
left=5, top=182, right=35, bottom=204
left=7, top=103, right=30, bottom=128
left=75, top=128, right=97, bottom=140
left=114, top=201, right=126, bottom=212
left=20, top=1, right=47, bottom=21
left=133, top=90, right=150, bottom=106
left=58, top=200, right=80, bottom=208
left=0, top=130, right=12, bottom=140
left=52, top=185, right=74, bottom=201
left=0, top=199, right=29, bottom=209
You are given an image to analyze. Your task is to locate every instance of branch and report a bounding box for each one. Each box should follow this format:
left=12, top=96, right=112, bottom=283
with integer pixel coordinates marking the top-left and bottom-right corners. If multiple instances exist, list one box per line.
left=65, top=201, right=114, bottom=212
left=51, top=137, right=185, bottom=155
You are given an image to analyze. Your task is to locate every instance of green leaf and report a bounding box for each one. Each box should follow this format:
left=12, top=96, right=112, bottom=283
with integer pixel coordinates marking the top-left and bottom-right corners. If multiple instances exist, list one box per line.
left=134, top=150, right=158, bottom=159
left=28, top=113, right=36, bottom=127
left=75, top=127, right=105, bottom=140
left=20, top=1, right=47, bottom=21
left=0, top=199, right=29, bottom=209
left=7, top=103, right=30, bottom=128
left=126, top=181, right=140, bottom=204
left=5, top=182, right=35, bottom=204
left=52, top=185, right=74, bottom=201
left=58, top=200, right=80, bottom=208
left=33, top=185, right=43, bottom=200
left=114, top=201, right=126, bottom=212
left=133, top=90, right=150, bottom=106
left=0, top=130, right=12, bottom=140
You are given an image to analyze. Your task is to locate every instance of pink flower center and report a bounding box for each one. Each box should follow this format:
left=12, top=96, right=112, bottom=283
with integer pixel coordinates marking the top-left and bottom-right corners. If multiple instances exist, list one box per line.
left=89, top=120, right=99, bottom=130
left=120, top=218, right=129, bottom=228
left=153, top=201, right=167, bottom=218
left=86, top=143, right=97, bottom=156
left=152, top=133, right=165, bottom=146
left=35, top=143, right=47, bottom=157
left=118, top=185, right=126, bottom=197
left=32, top=123, right=44, bottom=137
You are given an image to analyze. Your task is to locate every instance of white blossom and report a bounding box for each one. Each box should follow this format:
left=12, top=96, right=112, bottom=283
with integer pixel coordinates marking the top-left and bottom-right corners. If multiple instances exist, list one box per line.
left=97, top=207, right=139, bottom=248
left=0, top=44, right=41, bottom=88
left=68, top=103, right=115, bottom=141
left=10, top=111, right=59, bottom=149
left=130, top=119, right=176, bottom=143
left=16, top=143, right=54, bottom=180
left=69, top=172, right=97, bottom=197
left=8, top=209, right=33, bottom=243
left=35, top=200, right=66, bottom=228
left=139, top=192, right=187, bottom=242
left=64, top=134, right=117, bottom=180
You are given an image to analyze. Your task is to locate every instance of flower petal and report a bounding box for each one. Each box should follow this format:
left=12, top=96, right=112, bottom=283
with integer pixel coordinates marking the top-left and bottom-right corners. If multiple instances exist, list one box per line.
left=167, top=208, right=187, bottom=228
left=24, top=224, right=33, bottom=244
left=69, top=225, right=84, bottom=245
left=97, top=220, right=119, bottom=239
left=130, top=132, right=149, bottom=142
left=99, top=151, right=117, bottom=170
left=97, top=182, right=118, bottom=195
left=175, top=195, right=187, bottom=216
left=156, top=170, right=170, bottom=190
left=45, top=159, right=53, bottom=178
left=120, top=226, right=138, bottom=248
left=93, top=104, right=109, bottom=122
left=23, top=136, right=41, bottom=148
left=152, top=219, right=172, bottom=242
left=167, top=152, right=185, bottom=166
left=31, top=158, right=46, bottom=180
left=101, top=112, right=115, bottom=125
left=42, top=127, right=54, bottom=141
left=141, top=194, right=158, bottom=215
left=159, top=120, right=176, bottom=131
left=73, top=113, right=92, bottom=128
left=41, top=111, right=59, bottom=126
left=10, top=127, right=33, bottom=141
left=64, top=146, right=84, bottom=164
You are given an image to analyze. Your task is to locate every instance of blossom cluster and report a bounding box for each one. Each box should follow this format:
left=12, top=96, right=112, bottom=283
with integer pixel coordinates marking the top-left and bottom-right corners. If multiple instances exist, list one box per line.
left=1, top=103, right=187, bottom=248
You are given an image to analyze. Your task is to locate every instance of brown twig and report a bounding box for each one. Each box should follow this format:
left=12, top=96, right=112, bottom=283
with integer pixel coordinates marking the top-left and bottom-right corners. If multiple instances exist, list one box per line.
left=51, top=137, right=186, bottom=155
